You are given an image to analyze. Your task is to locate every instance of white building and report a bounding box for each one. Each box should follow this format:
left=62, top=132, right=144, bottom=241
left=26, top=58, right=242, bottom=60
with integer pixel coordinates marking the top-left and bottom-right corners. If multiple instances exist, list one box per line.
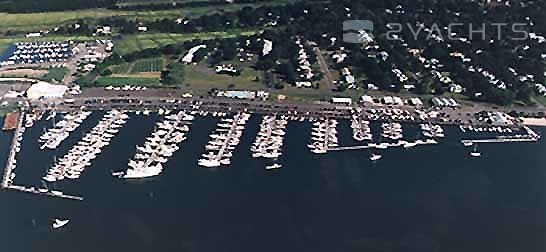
left=331, top=97, right=352, bottom=105
left=26, top=82, right=68, bottom=100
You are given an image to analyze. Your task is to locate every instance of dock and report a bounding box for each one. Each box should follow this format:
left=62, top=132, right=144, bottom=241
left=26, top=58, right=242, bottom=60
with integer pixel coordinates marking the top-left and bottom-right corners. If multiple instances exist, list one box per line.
left=329, top=139, right=438, bottom=151
left=461, top=126, right=540, bottom=145
left=1, top=111, right=24, bottom=188
left=0, top=111, right=84, bottom=201
left=2, top=111, right=19, bottom=131
left=6, top=185, right=84, bottom=201
left=461, top=137, right=538, bottom=144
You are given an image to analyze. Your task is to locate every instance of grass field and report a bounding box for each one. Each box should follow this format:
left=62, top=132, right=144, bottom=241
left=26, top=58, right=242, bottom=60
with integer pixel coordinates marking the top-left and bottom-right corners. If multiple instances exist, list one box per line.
left=110, top=63, right=132, bottom=74
left=0, top=1, right=293, bottom=33
left=131, top=57, right=164, bottom=73
left=109, top=57, right=164, bottom=79
left=181, top=63, right=262, bottom=95
left=39, top=67, right=68, bottom=82
left=95, top=76, right=161, bottom=86
left=115, top=30, right=260, bottom=55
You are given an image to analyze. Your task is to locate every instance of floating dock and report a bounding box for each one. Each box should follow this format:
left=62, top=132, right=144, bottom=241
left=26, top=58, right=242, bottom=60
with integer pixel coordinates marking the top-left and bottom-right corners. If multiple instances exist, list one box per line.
left=460, top=126, right=540, bottom=145
left=329, top=139, right=438, bottom=151
left=1, top=111, right=83, bottom=201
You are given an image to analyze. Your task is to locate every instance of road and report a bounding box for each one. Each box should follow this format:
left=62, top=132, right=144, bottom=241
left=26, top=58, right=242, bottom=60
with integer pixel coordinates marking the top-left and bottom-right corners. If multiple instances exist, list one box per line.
left=312, top=46, right=336, bottom=91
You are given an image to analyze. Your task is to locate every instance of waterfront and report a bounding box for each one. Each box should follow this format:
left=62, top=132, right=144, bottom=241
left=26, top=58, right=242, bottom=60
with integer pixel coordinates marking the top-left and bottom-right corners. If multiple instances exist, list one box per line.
left=0, top=113, right=546, bottom=252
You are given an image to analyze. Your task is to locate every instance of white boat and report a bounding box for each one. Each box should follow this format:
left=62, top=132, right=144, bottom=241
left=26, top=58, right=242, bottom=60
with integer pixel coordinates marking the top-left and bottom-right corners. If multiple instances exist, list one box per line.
left=403, top=142, right=418, bottom=148
left=370, top=154, right=382, bottom=161
left=462, top=141, right=473, bottom=147
left=52, top=219, right=70, bottom=229
left=470, top=145, right=481, bottom=157
left=265, top=163, right=282, bottom=170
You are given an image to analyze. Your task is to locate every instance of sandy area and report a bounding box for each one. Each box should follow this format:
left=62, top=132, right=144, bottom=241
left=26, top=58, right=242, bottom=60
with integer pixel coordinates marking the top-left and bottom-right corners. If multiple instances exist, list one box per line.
left=521, top=117, right=546, bottom=126
left=0, top=69, right=48, bottom=78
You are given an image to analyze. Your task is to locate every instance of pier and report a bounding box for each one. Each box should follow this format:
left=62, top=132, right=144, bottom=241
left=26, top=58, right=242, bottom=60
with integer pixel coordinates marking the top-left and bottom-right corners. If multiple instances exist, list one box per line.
left=460, top=126, right=540, bottom=145
left=6, top=185, right=83, bottom=201
left=328, top=139, right=438, bottom=151
left=215, top=113, right=245, bottom=160
left=1, top=111, right=24, bottom=188
left=1, top=110, right=84, bottom=201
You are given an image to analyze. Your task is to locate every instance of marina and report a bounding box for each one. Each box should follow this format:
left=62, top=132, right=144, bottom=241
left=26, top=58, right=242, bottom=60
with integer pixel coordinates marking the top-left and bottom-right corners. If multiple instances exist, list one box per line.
left=198, top=112, right=250, bottom=168
left=38, top=111, right=92, bottom=150
left=0, top=108, right=543, bottom=251
left=0, top=107, right=541, bottom=202
left=42, top=110, right=128, bottom=183
left=250, top=114, right=287, bottom=161
left=308, top=118, right=338, bottom=154
left=122, top=111, right=194, bottom=179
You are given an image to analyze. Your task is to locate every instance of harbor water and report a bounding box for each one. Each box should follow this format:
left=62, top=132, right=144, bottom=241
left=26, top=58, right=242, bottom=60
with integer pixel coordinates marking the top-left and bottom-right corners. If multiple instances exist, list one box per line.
left=0, top=113, right=546, bottom=252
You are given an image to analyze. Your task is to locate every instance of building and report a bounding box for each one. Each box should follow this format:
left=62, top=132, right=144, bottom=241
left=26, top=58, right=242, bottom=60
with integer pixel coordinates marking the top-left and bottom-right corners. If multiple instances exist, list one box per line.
left=26, top=82, right=68, bottom=100
left=360, top=95, right=374, bottom=104
left=331, top=97, right=352, bottom=105
left=217, top=90, right=256, bottom=100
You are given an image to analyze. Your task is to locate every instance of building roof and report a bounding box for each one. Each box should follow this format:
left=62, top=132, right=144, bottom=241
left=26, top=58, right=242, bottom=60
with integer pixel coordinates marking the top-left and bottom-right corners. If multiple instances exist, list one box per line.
left=331, top=97, right=352, bottom=104
left=26, top=81, right=68, bottom=100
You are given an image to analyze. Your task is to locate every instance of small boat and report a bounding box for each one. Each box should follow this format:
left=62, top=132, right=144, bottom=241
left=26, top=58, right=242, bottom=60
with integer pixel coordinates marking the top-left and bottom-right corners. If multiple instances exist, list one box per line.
left=265, top=163, right=282, bottom=170
left=370, top=154, right=382, bottom=161
left=52, top=219, right=70, bottom=229
left=470, top=145, right=481, bottom=157
left=462, top=141, right=473, bottom=147
left=111, top=171, right=124, bottom=177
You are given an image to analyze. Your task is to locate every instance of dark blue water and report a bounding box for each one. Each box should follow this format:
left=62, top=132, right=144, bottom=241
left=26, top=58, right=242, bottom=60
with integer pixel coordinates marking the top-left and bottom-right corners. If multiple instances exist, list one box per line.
left=0, top=44, right=15, bottom=62
left=1, top=113, right=546, bottom=252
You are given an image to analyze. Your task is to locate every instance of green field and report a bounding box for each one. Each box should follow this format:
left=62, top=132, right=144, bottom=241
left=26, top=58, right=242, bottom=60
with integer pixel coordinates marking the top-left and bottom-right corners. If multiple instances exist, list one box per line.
left=0, top=1, right=293, bottom=33
left=131, top=57, right=164, bottom=73
left=109, top=57, right=164, bottom=74
left=110, top=63, right=132, bottom=74
left=95, top=76, right=161, bottom=86
left=115, top=30, right=260, bottom=55
left=39, top=67, right=68, bottom=82
left=181, top=63, right=263, bottom=95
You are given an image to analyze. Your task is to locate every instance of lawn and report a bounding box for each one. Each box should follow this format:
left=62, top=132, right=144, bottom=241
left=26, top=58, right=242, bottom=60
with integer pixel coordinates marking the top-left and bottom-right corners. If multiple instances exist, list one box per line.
left=95, top=76, right=161, bottom=86
left=131, top=57, right=164, bottom=73
left=0, top=1, right=293, bottom=33
left=181, top=63, right=263, bottom=95
left=110, top=63, right=132, bottom=74
left=39, top=67, right=68, bottom=82
left=115, top=30, right=261, bottom=55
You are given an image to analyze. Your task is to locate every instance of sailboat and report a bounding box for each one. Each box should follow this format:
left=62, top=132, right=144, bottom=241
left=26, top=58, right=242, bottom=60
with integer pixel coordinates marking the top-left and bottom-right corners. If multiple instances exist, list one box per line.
left=370, top=153, right=382, bottom=161
left=470, top=144, right=481, bottom=157
left=52, top=218, right=70, bottom=229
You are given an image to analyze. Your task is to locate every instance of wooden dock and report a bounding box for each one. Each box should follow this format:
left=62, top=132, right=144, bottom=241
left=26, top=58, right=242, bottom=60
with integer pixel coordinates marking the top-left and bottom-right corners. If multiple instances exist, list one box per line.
left=6, top=185, right=83, bottom=201
left=2, top=112, right=19, bottom=131
left=1, top=111, right=84, bottom=201
left=1, top=111, right=23, bottom=188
